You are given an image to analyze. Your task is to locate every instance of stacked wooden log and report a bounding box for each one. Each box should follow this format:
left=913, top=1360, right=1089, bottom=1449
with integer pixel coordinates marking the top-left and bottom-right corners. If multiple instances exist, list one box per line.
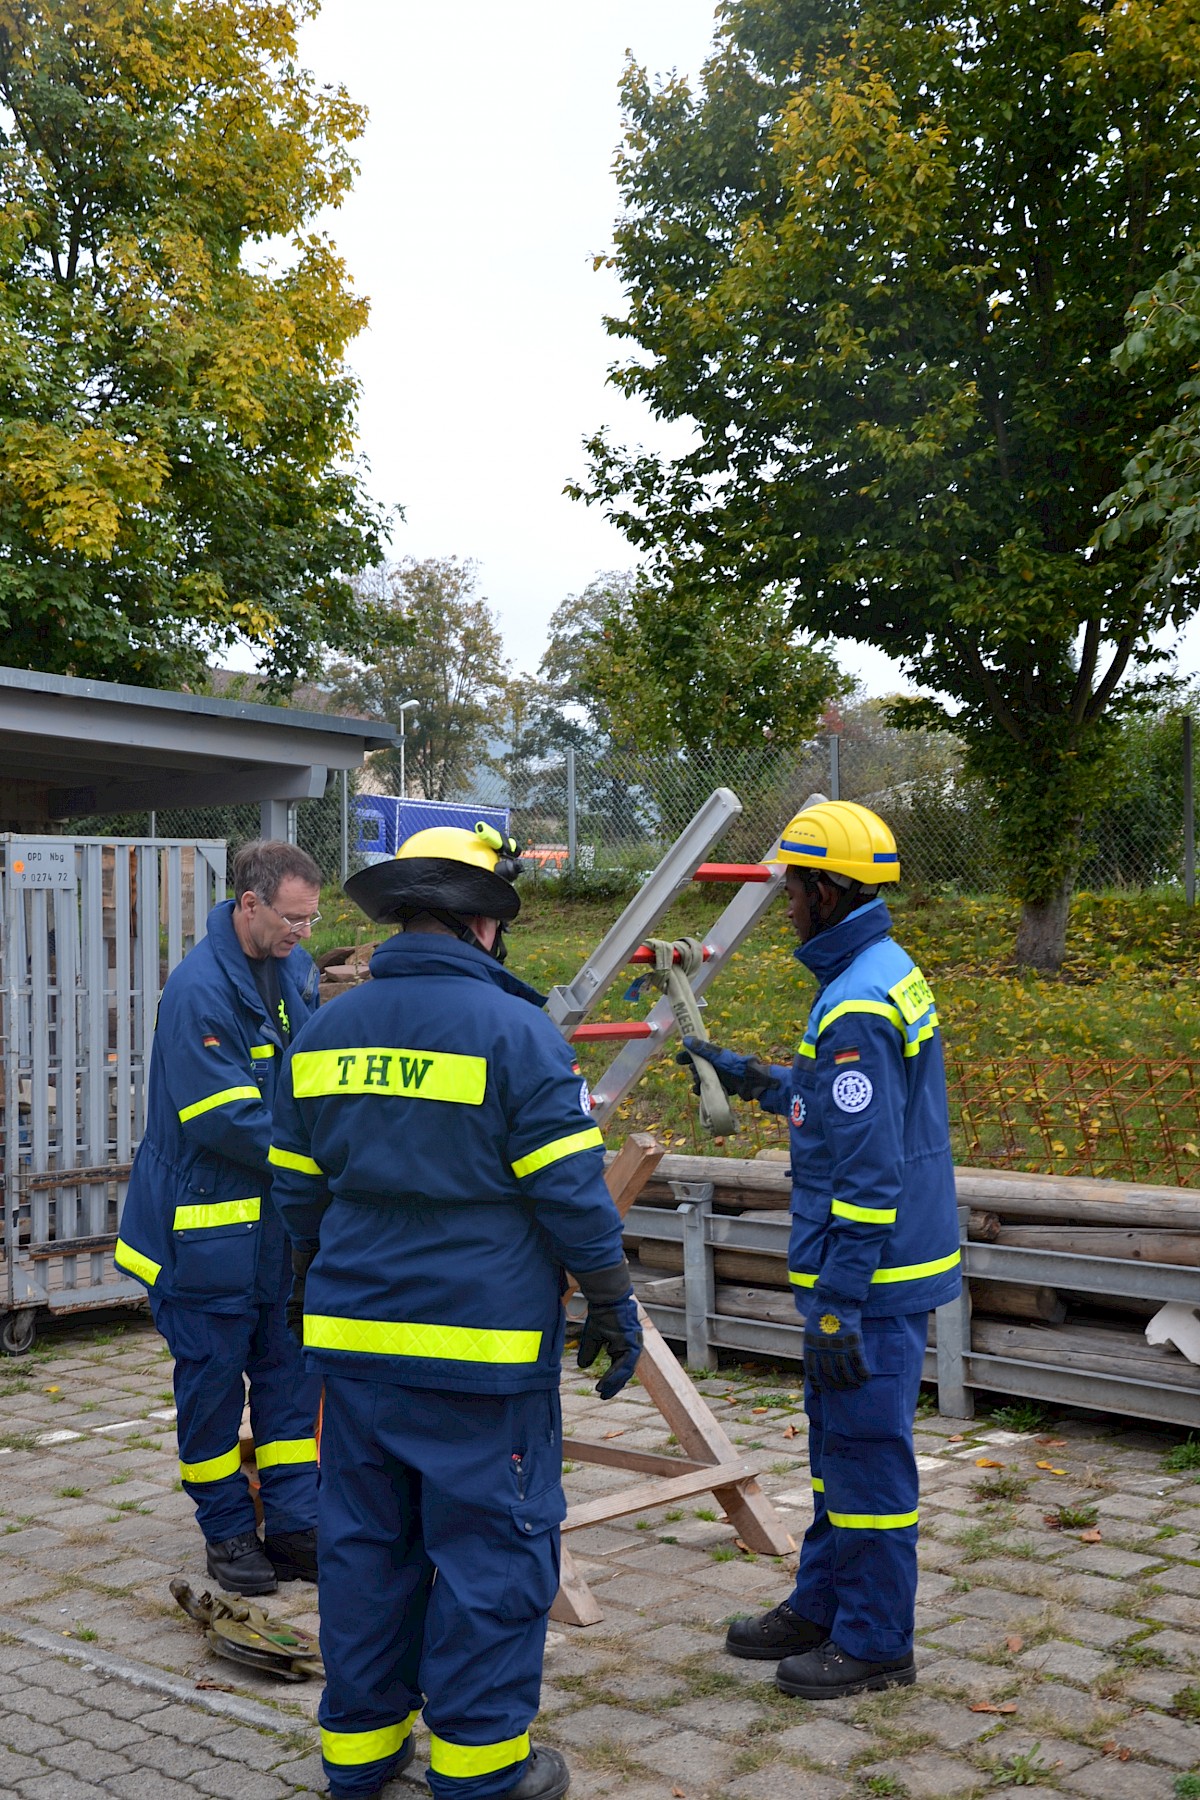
left=623, top=1152, right=1200, bottom=1398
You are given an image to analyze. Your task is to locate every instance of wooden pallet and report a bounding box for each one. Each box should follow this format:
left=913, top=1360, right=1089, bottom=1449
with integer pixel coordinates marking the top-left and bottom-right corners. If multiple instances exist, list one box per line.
left=552, top=1133, right=793, bottom=1627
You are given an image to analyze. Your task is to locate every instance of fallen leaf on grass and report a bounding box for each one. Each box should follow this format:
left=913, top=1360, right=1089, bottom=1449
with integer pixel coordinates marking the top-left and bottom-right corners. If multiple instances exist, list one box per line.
left=969, top=1701, right=1018, bottom=1715
left=1035, top=1461, right=1067, bottom=1474
left=1005, top=1635, right=1024, bottom=1653
left=1036, top=1436, right=1068, bottom=1447
left=752, top=1407, right=769, bottom=1415
left=1102, top=1742, right=1132, bottom=1760
left=949, top=1433, right=965, bottom=1441
left=1043, top=1514, right=1063, bottom=1530
left=975, top=1457, right=1005, bottom=1468
left=783, top=1424, right=799, bottom=1439
left=602, top=1428, right=625, bottom=1440
left=1079, top=1527, right=1103, bottom=1543
left=734, top=1538, right=751, bottom=1553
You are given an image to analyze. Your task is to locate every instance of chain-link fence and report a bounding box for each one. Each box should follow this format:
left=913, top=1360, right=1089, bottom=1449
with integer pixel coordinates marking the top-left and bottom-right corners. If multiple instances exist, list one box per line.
left=73, top=710, right=1197, bottom=897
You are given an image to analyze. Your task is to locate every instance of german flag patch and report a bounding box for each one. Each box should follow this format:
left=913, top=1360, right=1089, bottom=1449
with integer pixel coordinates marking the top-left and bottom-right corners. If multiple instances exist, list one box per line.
left=203, top=1035, right=220, bottom=1048
left=833, top=1047, right=860, bottom=1065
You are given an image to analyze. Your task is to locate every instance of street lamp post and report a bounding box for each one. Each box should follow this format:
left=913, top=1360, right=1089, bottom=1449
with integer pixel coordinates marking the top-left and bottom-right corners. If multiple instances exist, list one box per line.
left=397, top=698, right=419, bottom=796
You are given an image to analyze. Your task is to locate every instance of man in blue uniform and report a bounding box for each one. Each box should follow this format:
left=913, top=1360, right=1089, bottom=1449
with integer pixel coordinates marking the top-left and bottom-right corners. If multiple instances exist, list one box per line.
left=681, top=801, right=960, bottom=1699
left=269, top=824, right=641, bottom=1800
left=115, top=840, right=324, bottom=1596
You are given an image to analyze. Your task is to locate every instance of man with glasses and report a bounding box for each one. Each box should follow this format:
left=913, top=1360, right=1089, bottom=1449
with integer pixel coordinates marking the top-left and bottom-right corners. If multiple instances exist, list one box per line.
left=115, top=840, right=323, bottom=1595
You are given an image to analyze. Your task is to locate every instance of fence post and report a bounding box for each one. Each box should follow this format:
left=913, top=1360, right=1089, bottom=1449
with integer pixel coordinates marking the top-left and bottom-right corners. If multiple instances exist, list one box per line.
left=147, top=811, right=156, bottom=839
left=675, top=1181, right=716, bottom=1372
left=828, top=733, right=841, bottom=801
left=565, top=745, right=578, bottom=870
left=340, top=770, right=349, bottom=885
left=1185, top=715, right=1195, bottom=906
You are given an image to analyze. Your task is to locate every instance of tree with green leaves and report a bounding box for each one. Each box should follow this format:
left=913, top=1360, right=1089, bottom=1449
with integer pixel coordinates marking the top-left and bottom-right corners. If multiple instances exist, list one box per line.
left=578, top=0, right=1200, bottom=966
left=329, top=557, right=509, bottom=800
left=0, top=0, right=392, bottom=691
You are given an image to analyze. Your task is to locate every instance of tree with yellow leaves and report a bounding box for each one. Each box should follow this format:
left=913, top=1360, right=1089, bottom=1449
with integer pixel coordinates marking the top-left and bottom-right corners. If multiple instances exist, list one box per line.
left=0, top=0, right=394, bottom=690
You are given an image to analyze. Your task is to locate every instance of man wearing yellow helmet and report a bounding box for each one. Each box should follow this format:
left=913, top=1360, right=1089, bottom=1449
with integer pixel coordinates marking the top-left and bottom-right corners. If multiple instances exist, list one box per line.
left=681, top=801, right=960, bottom=1700
left=267, top=825, right=640, bottom=1800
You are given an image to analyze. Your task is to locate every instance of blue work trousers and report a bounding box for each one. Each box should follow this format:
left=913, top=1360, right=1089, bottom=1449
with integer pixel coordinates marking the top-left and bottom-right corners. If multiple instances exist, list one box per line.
left=152, top=1293, right=321, bottom=1544
left=317, top=1375, right=564, bottom=1800
left=790, top=1311, right=927, bottom=1663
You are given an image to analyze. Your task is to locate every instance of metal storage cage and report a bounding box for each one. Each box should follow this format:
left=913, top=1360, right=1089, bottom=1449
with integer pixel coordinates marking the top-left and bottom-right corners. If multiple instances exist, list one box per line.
left=0, top=835, right=225, bottom=1352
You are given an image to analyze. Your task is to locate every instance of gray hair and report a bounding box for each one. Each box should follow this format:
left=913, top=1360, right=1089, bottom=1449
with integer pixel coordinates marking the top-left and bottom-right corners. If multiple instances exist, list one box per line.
left=231, top=840, right=322, bottom=907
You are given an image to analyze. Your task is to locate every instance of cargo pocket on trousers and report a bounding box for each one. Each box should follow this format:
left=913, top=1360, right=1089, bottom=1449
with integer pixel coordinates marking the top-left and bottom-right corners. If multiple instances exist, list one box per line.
left=171, top=1216, right=260, bottom=1299
left=502, top=1480, right=567, bottom=1622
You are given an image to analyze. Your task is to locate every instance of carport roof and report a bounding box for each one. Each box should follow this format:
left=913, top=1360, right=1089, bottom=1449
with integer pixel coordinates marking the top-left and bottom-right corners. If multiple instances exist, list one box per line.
left=0, top=664, right=397, bottom=823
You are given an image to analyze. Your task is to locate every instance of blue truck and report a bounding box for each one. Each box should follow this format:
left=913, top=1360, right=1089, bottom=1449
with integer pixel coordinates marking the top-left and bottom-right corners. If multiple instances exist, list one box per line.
left=352, top=794, right=511, bottom=863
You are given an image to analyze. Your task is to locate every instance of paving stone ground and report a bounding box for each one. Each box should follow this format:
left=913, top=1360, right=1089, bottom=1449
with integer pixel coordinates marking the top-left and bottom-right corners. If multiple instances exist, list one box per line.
left=0, top=1310, right=1198, bottom=1798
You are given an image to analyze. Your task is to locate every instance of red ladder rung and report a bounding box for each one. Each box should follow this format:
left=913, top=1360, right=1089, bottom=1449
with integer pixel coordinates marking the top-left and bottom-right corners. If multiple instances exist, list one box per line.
left=692, top=862, right=773, bottom=882
left=628, top=944, right=714, bottom=965
left=569, top=1021, right=655, bottom=1042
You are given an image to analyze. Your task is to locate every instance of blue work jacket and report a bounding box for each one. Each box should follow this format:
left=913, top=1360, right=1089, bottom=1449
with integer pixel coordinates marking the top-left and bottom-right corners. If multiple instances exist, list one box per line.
left=115, top=901, right=319, bottom=1313
left=756, top=900, right=961, bottom=1317
left=268, top=932, right=626, bottom=1396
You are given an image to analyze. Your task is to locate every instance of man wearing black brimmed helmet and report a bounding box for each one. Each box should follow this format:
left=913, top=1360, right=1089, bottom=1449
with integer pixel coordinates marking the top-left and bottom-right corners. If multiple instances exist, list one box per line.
left=268, top=824, right=640, bottom=1800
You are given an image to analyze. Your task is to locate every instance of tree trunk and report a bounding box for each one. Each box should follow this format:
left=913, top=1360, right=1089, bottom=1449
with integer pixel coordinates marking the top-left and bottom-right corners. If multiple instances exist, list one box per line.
left=1015, top=877, right=1073, bottom=970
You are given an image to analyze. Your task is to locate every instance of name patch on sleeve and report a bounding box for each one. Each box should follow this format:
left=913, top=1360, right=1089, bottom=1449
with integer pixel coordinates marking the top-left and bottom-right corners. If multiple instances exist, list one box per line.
left=888, top=967, right=935, bottom=1025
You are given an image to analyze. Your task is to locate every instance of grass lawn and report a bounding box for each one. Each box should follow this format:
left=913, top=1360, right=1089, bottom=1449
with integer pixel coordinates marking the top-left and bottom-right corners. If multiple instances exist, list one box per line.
left=312, top=881, right=1200, bottom=1181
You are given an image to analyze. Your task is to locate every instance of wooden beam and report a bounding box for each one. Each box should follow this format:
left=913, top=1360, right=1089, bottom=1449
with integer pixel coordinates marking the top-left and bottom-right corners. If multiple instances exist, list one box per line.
left=563, top=1460, right=756, bottom=1531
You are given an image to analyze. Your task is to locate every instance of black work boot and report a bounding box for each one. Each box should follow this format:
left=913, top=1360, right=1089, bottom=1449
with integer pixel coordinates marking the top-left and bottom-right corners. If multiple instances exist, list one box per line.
left=501, top=1745, right=570, bottom=1800
left=264, top=1527, right=318, bottom=1583
left=328, top=1727, right=415, bottom=1799
left=205, top=1531, right=277, bottom=1596
left=726, top=1600, right=829, bottom=1662
left=776, top=1639, right=916, bottom=1699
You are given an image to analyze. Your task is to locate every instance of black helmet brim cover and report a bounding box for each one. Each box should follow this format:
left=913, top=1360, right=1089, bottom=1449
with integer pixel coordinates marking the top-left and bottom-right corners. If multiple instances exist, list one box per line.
left=344, top=856, right=522, bottom=926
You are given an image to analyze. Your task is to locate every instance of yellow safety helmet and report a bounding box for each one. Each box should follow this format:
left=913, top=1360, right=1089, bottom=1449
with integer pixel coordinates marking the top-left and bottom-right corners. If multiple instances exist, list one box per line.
left=774, top=800, right=899, bottom=887
left=344, top=821, right=525, bottom=926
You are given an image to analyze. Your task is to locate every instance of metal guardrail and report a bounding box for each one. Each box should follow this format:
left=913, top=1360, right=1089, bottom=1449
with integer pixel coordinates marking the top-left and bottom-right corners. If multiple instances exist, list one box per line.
left=628, top=1194, right=1200, bottom=1430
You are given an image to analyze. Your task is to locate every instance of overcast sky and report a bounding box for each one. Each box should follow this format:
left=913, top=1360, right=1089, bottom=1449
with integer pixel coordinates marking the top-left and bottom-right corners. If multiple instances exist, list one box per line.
left=290, top=0, right=1200, bottom=697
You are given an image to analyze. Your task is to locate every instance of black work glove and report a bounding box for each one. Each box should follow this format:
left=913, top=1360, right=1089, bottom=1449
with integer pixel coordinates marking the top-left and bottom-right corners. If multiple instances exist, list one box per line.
left=803, top=1295, right=870, bottom=1393
left=574, top=1260, right=643, bottom=1399
left=675, top=1036, right=774, bottom=1103
left=286, top=1246, right=315, bottom=1349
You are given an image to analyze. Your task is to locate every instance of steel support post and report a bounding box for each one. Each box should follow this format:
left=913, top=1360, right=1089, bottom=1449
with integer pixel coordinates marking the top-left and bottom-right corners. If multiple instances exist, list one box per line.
left=675, top=1181, right=716, bottom=1372
left=829, top=733, right=841, bottom=801
left=566, top=745, right=578, bottom=870
left=260, top=798, right=290, bottom=842
left=340, top=769, right=349, bottom=884
left=935, top=1205, right=974, bottom=1419
left=1185, top=715, right=1195, bottom=906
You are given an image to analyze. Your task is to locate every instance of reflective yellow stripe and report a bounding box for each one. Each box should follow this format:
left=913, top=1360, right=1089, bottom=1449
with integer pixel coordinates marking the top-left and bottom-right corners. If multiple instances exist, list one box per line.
left=791, top=1249, right=960, bottom=1288
left=178, top=1084, right=260, bottom=1123
left=829, top=1508, right=919, bottom=1530
left=511, top=1127, right=603, bottom=1180
left=251, top=1043, right=276, bottom=1060
left=818, top=1000, right=904, bottom=1036
left=255, top=1437, right=318, bottom=1469
left=871, top=1249, right=961, bottom=1285
left=889, top=966, right=935, bottom=1024
left=321, top=1713, right=417, bottom=1767
left=180, top=1444, right=242, bottom=1483
left=798, top=1041, right=816, bottom=1059
left=831, top=1199, right=898, bottom=1225
left=172, top=1197, right=260, bottom=1231
left=268, top=1145, right=324, bottom=1176
left=304, top=1315, right=542, bottom=1365
left=429, top=1732, right=530, bottom=1779
left=114, top=1237, right=161, bottom=1286
left=811, top=1476, right=825, bottom=1492
left=903, top=1014, right=939, bottom=1058
left=291, top=1047, right=486, bottom=1105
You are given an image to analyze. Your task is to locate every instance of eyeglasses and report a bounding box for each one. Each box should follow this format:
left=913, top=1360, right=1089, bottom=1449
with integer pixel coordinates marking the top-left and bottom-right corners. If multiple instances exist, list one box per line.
left=262, top=901, right=322, bottom=933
